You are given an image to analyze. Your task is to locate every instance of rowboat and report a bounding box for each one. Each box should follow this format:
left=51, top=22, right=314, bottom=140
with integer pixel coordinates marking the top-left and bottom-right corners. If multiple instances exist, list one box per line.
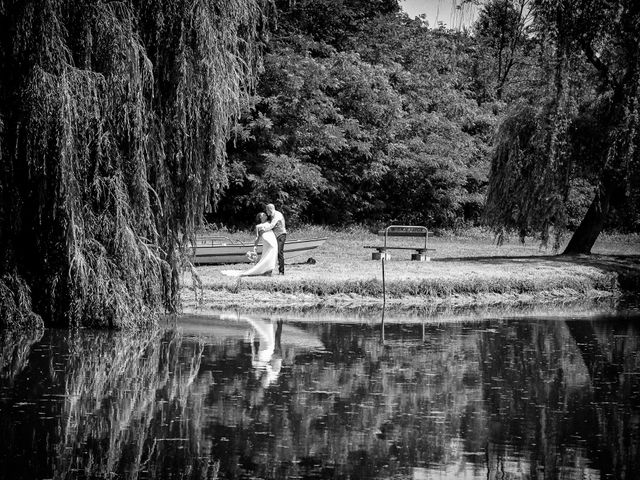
left=192, top=235, right=327, bottom=265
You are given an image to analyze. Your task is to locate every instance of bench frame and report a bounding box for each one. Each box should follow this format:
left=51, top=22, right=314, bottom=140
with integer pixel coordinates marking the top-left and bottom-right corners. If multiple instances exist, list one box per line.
left=364, top=225, right=435, bottom=261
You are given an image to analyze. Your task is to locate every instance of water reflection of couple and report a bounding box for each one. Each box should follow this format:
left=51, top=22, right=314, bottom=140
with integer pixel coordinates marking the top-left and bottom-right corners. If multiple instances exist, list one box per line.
left=246, top=317, right=283, bottom=388
left=222, top=203, right=286, bottom=277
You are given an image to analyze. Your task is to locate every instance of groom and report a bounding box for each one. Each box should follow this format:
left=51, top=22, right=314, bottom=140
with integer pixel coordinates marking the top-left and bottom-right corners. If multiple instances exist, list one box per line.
left=263, top=203, right=286, bottom=275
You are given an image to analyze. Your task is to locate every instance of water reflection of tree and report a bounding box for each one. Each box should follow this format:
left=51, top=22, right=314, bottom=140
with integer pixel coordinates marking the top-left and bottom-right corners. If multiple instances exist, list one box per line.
left=478, top=319, right=640, bottom=479
left=0, top=328, right=43, bottom=385
left=202, top=322, right=486, bottom=479
left=54, top=329, right=213, bottom=479
left=566, top=320, right=640, bottom=480
left=200, top=320, right=640, bottom=479
left=3, top=318, right=639, bottom=479
left=0, top=328, right=221, bottom=479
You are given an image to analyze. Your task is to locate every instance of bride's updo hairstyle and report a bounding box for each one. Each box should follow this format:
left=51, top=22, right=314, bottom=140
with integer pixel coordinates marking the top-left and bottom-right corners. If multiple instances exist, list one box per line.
left=256, top=212, right=266, bottom=224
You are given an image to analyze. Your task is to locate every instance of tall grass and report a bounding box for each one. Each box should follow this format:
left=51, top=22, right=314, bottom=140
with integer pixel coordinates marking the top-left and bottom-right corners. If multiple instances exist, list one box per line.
left=206, top=270, right=619, bottom=298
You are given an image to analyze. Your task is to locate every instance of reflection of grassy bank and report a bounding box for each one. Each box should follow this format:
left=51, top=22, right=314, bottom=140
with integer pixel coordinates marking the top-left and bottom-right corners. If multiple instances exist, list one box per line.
left=181, top=298, right=629, bottom=325
left=184, top=227, right=640, bottom=314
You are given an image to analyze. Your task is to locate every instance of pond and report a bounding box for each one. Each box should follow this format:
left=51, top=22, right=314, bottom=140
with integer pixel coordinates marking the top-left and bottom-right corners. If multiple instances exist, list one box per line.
left=1, top=309, right=639, bottom=479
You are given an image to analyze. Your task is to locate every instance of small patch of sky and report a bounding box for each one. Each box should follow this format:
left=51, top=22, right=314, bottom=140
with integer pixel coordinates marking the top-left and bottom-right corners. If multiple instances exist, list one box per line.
left=400, top=0, right=477, bottom=30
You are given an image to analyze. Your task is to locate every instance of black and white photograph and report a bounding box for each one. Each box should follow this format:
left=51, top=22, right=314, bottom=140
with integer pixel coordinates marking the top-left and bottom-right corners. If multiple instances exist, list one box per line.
left=1, top=0, right=639, bottom=478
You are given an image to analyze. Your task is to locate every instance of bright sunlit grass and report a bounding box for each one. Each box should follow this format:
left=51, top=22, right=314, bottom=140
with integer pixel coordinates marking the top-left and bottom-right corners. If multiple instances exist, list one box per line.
left=183, top=226, right=639, bottom=313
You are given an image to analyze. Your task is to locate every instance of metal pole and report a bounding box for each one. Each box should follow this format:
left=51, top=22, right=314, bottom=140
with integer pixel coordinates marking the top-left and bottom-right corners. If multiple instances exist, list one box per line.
left=381, top=256, right=386, bottom=343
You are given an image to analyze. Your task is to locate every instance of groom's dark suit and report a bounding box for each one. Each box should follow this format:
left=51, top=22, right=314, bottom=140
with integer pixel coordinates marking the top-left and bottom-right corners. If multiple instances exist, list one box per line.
left=266, top=209, right=286, bottom=274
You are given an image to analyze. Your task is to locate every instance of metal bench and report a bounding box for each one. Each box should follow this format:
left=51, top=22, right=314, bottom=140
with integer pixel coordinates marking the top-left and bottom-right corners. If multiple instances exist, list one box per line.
left=364, top=225, right=435, bottom=261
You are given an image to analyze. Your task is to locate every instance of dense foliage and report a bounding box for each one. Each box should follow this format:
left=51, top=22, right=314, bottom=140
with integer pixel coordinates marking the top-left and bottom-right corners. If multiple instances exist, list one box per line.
left=484, top=0, right=640, bottom=252
left=216, top=0, right=638, bottom=253
left=0, top=0, right=267, bottom=328
left=215, top=7, right=496, bottom=228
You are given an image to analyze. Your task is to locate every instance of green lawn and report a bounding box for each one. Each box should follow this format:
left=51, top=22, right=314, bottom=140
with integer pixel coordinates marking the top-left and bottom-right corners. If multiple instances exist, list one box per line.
left=182, top=226, right=640, bottom=315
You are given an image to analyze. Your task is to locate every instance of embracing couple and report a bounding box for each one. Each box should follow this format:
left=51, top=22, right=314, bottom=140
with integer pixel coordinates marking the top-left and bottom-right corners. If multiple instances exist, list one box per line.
left=221, top=203, right=286, bottom=277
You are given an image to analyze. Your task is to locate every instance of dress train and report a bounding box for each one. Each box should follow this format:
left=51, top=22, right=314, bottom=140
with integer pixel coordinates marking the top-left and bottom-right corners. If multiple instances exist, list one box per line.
left=221, top=224, right=277, bottom=277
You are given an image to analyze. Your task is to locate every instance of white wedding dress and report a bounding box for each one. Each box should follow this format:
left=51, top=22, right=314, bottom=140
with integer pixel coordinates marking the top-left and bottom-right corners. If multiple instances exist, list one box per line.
left=221, top=223, right=277, bottom=277
left=246, top=317, right=282, bottom=388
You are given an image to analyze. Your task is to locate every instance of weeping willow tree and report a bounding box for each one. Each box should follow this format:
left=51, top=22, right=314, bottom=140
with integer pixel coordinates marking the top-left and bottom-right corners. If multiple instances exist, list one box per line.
left=0, top=0, right=268, bottom=329
left=484, top=0, right=640, bottom=253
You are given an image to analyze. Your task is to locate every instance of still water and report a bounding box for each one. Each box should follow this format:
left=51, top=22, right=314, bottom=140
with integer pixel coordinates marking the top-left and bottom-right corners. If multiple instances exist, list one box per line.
left=1, top=311, right=639, bottom=480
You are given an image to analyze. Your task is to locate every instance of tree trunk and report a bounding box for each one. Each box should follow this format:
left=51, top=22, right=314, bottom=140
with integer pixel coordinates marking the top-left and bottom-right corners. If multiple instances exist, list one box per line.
left=563, top=186, right=611, bottom=254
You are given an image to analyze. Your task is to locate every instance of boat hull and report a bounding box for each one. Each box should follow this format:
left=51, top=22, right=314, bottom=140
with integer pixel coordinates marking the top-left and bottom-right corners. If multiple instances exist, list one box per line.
left=192, top=237, right=327, bottom=265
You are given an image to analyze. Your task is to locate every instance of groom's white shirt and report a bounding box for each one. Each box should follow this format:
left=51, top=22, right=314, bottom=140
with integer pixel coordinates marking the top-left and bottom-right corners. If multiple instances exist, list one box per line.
left=261, top=210, right=286, bottom=237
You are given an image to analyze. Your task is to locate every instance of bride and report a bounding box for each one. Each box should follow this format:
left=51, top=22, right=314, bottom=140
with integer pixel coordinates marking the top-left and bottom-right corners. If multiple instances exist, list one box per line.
left=221, top=212, right=277, bottom=277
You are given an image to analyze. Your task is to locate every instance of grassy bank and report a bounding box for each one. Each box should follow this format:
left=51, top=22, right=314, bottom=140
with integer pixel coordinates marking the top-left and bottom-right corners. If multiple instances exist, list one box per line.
left=182, top=226, right=640, bottom=314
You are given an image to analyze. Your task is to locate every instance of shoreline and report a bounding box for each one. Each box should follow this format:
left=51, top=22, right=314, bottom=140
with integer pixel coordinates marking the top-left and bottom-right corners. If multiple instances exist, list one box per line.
left=182, top=251, right=640, bottom=321
left=181, top=292, right=637, bottom=324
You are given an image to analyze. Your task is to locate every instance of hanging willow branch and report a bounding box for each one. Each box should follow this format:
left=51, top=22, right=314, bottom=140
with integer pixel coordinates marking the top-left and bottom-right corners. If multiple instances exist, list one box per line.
left=486, top=0, right=595, bottom=250
left=0, top=0, right=269, bottom=328
left=485, top=0, right=640, bottom=253
left=484, top=92, right=576, bottom=250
